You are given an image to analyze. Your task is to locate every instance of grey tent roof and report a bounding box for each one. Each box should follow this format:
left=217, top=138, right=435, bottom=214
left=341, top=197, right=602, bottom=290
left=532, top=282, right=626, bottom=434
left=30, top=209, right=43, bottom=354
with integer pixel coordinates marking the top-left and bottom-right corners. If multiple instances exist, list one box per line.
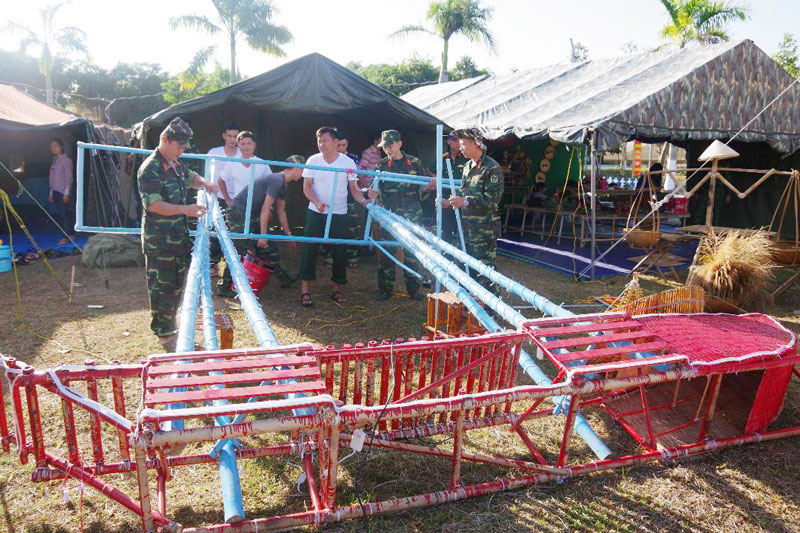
left=141, top=53, right=445, bottom=149
left=402, top=40, right=800, bottom=154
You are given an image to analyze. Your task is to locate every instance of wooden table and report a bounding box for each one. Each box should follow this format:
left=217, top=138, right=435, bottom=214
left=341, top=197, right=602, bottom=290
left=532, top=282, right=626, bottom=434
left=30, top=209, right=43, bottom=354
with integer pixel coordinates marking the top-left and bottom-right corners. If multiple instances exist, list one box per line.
left=627, top=232, right=696, bottom=282
left=503, top=204, right=690, bottom=246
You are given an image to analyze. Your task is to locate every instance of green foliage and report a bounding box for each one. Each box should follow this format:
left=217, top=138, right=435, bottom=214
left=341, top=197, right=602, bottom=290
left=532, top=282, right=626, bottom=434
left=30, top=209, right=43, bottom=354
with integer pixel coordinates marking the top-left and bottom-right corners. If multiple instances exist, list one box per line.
left=773, top=34, right=799, bottom=78
left=347, top=56, right=439, bottom=96
left=569, top=40, right=589, bottom=62
left=2, top=1, right=88, bottom=103
left=659, top=0, right=749, bottom=48
left=169, top=0, right=292, bottom=85
left=449, top=55, right=488, bottom=81
left=390, top=0, right=495, bottom=82
left=162, top=64, right=230, bottom=105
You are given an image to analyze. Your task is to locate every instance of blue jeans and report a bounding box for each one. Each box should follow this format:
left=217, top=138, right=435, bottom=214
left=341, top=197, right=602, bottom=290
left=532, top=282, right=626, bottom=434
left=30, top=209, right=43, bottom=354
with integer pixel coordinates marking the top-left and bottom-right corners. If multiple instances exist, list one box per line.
left=51, top=191, right=74, bottom=236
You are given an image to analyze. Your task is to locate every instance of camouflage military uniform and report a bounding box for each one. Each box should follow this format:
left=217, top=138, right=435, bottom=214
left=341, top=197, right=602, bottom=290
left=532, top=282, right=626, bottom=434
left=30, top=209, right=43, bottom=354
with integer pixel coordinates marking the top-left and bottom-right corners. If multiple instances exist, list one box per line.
left=138, top=149, right=198, bottom=337
left=459, top=154, right=504, bottom=294
left=376, top=153, right=427, bottom=296
left=438, top=151, right=469, bottom=244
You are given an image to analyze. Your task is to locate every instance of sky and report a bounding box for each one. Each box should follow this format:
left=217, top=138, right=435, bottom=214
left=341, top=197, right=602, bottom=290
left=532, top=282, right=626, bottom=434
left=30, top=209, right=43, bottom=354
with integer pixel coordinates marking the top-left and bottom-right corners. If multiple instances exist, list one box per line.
left=1, top=0, right=799, bottom=81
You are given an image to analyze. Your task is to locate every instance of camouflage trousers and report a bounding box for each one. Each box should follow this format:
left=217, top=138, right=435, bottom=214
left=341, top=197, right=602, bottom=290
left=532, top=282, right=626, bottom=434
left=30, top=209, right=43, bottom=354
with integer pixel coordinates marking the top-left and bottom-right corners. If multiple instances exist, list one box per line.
left=219, top=208, right=283, bottom=291
left=378, top=246, right=422, bottom=296
left=463, top=220, right=501, bottom=295
left=145, top=251, right=189, bottom=337
left=378, top=209, right=423, bottom=296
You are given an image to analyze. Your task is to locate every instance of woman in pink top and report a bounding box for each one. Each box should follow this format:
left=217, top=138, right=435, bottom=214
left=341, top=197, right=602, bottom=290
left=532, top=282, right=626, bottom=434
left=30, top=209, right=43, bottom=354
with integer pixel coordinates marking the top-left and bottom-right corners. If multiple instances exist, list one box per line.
left=48, top=138, right=74, bottom=245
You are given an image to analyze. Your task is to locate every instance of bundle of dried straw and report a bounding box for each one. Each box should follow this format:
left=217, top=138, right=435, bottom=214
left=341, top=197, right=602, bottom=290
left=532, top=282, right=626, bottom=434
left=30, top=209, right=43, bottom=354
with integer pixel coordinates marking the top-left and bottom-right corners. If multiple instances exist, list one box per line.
left=689, top=229, right=775, bottom=312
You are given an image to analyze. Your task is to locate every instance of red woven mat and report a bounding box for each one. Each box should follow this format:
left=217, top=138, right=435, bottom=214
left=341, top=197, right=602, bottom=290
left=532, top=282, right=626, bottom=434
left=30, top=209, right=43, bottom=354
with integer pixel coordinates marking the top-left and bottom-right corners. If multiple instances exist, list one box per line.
left=636, top=313, right=796, bottom=367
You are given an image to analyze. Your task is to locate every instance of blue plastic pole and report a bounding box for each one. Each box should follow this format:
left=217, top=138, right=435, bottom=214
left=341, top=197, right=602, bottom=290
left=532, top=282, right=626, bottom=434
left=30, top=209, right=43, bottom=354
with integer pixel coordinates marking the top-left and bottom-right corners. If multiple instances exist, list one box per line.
left=208, top=198, right=314, bottom=460
left=77, top=142, right=460, bottom=187
left=243, top=163, right=256, bottom=234
left=369, top=205, right=613, bottom=460
left=435, top=125, right=443, bottom=294
left=196, top=198, right=245, bottom=523
left=76, top=145, right=85, bottom=231
left=368, top=238, right=423, bottom=280
left=445, top=158, right=468, bottom=275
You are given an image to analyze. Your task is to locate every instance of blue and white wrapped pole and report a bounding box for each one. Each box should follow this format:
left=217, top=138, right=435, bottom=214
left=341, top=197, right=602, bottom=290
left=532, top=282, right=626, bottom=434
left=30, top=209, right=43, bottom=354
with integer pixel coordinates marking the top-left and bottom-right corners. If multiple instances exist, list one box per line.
left=368, top=204, right=613, bottom=460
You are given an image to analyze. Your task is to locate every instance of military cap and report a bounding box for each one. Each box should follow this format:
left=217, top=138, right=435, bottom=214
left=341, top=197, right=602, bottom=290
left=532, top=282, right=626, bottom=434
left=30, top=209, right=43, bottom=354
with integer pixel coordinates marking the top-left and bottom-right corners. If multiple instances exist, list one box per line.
left=161, top=117, right=193, bottom=149
left=378, top=129, right=402, bottom=147
left=453, top=128, right=487, bottom=150
left=286, top=154, right=306, bottom=165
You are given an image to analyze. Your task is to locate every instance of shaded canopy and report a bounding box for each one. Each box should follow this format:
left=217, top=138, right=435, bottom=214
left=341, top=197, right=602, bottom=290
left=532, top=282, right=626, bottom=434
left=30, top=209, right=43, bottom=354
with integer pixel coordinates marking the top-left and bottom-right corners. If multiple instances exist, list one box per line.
left=0, top=83, right=123, bottom=227
left=141, top=53, right=446, bottom=161
left=403, top=40, right=800, bottom=155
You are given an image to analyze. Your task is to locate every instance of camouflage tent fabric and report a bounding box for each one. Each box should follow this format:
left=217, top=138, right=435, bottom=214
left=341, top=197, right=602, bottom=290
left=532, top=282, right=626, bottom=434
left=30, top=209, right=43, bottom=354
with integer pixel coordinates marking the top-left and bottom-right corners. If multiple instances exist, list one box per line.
left=402, top=40, right=800, bottom=154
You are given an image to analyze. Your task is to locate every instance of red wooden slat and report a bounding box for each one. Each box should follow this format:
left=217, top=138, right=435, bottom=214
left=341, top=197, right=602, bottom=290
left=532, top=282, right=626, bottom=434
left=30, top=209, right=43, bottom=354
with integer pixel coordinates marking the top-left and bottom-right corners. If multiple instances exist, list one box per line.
left=528, top=320, right=642, bottom=338
left=524, top=312, right=628, bottom=328
left=146, top=367, right=320, bottom=389
left=556, top=341, right=671, bottom=363
left=147, top=355, right=317, bottom=376
left=145, top=381, right=326, bottom=405
left=567, top=354, right=687, bottom=375
left=542, top=330, right=656, bottom=350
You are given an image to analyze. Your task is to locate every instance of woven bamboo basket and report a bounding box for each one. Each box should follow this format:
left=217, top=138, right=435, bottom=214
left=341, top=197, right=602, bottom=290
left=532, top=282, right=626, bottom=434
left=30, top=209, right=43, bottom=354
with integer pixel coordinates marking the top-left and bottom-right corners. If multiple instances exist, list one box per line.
left=624, top=172, right=661, bottom=250
left=624, top=229, right=662, bottom=249
left=770, top=241, right=800, bottom=267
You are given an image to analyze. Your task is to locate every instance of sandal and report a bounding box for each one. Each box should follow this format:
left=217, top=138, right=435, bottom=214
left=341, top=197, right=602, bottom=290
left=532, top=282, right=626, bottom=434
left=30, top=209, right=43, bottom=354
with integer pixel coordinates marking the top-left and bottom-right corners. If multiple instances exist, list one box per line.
left=330, top=291, right=346, bottom=304
left=301, top=292, right=314, bottom=308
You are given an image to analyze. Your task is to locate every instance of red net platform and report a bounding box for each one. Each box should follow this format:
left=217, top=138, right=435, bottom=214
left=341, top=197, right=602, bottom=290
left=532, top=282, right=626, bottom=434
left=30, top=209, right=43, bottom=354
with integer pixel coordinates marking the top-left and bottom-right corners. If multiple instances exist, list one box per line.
left=523, top=312, right=796, bottom=379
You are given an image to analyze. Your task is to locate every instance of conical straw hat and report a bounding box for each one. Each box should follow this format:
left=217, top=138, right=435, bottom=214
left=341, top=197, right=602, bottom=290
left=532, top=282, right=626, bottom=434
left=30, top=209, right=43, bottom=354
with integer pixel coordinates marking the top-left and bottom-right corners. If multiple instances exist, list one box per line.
left=698, top=140, right=739, bottom=162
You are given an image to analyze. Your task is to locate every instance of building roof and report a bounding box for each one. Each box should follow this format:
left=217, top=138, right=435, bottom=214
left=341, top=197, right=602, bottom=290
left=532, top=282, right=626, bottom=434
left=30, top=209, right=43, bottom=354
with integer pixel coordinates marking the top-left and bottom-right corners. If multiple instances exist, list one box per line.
left=0, top=83, right=78, bottom=129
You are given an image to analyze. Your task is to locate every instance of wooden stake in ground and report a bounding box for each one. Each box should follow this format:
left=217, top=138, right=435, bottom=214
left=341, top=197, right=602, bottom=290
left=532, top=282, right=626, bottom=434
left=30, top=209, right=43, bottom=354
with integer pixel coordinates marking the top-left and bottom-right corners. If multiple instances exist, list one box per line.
left=69, top=265, right=76, bottom=303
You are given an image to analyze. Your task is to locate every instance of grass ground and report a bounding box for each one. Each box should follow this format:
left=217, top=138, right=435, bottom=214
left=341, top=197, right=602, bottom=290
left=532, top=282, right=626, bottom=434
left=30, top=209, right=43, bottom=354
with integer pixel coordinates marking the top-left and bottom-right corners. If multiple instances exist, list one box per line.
left=0, top=247, right=798, bottom=532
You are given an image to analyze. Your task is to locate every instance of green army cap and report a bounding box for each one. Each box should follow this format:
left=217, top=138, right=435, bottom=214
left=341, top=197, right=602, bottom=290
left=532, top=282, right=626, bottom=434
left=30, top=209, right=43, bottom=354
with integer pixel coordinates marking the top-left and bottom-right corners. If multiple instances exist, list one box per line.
left=377, top=129, right=401, bottom=147
left=161, top=117, right=193, bottom=149
left=286, top=155, right=306, bottom=164
left=453, top=127, right=487, bottom=150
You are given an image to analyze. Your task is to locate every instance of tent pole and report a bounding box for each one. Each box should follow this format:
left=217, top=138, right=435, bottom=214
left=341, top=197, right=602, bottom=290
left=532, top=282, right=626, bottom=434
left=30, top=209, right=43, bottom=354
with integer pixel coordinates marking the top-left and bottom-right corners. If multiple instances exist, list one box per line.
left=435, top=124, right=443, bottom=293
left=589, top=131, right=598, bottom=280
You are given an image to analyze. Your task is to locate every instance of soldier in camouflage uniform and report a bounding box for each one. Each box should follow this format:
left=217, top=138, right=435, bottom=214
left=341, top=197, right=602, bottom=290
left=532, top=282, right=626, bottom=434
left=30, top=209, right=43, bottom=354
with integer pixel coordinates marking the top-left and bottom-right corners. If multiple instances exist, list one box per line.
left=436, top=132, right=470, bottom=244
left=374, top=130, right=432, bottom=301
left=447, top=128, right=504, bottom=295
left=138, top=117, right=218, bottom=351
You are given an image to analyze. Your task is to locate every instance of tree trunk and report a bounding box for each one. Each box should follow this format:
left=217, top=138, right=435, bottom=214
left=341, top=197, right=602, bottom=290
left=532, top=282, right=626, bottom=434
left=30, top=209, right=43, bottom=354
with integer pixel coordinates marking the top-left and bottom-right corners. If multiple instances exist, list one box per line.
left=439, top=38, right=449, bottom=83
left=229, top=33, right=237, bottom=85
left=45, top=70, right=54, bottom=105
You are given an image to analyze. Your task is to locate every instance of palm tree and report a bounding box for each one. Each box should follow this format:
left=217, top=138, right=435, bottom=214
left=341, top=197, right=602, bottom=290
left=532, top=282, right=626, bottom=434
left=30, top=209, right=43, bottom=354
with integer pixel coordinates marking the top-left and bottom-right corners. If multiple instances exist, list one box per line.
left=391, top=0, right=495, bottom=83
left=170, top=0, right=292, bottom=85
left=659, top=0, right=749, bottom=48
left=4, top=1, right=87, bottom=104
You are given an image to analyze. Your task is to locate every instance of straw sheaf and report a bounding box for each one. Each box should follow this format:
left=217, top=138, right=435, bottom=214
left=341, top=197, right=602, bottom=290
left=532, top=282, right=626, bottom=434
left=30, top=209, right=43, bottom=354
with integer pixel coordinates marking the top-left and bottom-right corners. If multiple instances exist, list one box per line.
left=690, top=229, right=775, bottom=312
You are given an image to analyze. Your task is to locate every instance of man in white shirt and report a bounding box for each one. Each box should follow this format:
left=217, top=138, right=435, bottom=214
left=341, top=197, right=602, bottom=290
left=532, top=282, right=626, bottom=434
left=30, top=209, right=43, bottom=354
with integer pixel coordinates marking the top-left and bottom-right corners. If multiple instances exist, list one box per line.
left=299, top=127, right=375, bottom=307
left=207, top=121, right=240, bottom=263
left=218, top=131, right=272, bottom=205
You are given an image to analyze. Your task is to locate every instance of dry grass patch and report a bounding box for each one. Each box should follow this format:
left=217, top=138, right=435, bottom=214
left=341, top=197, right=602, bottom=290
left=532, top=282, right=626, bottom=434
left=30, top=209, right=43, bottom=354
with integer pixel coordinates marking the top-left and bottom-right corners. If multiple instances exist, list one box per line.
left=0, top=250, right=798, bottom=532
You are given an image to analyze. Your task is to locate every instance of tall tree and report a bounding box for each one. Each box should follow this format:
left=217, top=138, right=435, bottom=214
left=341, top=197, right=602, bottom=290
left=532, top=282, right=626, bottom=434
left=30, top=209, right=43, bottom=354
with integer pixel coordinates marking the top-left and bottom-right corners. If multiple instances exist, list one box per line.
left=773, top=34, right=799, bottom=78
left=659, top=0, right=748, bottom=48
left=347, top=56, right=439, bottom=96
left=449, top=55, right=488, bottom=81
left=390, top=0, right=495, bottom=83
left=3, top=1, right=87, bottom=104
left=170, top=0, right=292, bottom=85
